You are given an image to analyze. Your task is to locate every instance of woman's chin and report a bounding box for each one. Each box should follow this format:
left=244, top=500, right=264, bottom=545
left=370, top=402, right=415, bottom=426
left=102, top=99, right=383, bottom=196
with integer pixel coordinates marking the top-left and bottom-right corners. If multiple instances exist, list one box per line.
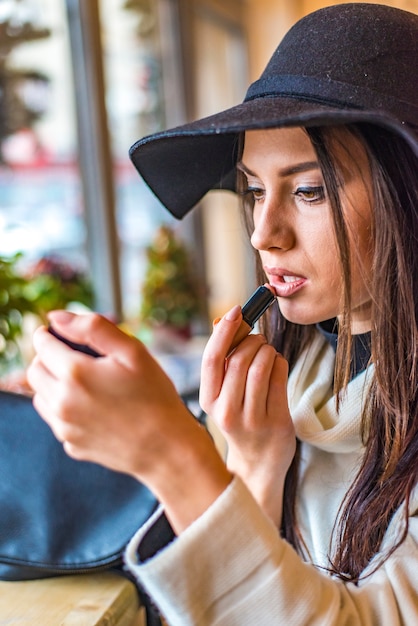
left=278, top=303, right=327, bottom=327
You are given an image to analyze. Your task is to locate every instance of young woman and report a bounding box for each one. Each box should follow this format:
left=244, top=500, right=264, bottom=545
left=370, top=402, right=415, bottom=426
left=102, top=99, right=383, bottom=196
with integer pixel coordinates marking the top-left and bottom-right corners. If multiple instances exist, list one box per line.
left=28, top=4, right=418, bottom=624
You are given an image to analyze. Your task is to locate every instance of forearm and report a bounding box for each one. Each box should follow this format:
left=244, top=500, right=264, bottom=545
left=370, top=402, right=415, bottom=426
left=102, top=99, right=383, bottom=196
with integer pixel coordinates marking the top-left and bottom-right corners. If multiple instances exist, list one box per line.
left=126, top=478, right=418, bottom=626
left=225, top=446, right=287, bottom=526
left=138, top=416, right=233, bottom=534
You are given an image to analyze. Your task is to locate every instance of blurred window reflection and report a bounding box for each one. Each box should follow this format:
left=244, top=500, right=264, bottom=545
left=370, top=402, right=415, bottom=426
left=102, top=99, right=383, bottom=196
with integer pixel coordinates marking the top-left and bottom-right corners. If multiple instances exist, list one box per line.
left=0, top=0, right=86, bottom=271
left=0, top=0, right=177, bottom=321
left=99, top=0, right=176, bottom=318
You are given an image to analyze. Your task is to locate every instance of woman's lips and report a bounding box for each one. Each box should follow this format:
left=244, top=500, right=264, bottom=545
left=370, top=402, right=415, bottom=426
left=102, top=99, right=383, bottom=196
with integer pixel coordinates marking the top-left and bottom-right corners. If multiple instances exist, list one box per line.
left=265, top=269, right=307, bottom=298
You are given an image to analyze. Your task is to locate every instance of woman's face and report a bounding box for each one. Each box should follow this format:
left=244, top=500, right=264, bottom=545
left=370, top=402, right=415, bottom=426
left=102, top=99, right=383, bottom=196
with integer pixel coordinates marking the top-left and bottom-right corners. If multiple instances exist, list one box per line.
left=240, top=127, right=373, bottom=333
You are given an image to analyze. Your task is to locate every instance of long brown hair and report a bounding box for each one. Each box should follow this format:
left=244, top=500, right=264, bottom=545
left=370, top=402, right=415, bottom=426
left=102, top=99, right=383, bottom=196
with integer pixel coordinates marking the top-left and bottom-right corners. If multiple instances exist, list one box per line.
left=238, top=123, right=418, bottom=583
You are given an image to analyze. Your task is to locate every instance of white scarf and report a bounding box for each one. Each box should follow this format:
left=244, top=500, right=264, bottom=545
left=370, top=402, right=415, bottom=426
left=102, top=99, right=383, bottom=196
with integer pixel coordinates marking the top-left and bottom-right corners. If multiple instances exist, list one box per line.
left=288, top=332, right=373, bottom=453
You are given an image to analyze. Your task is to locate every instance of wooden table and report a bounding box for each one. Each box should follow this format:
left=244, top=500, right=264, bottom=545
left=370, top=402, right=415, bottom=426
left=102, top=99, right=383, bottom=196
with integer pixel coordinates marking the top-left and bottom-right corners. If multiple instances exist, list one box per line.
left=0, top=572, right=145, bottom=625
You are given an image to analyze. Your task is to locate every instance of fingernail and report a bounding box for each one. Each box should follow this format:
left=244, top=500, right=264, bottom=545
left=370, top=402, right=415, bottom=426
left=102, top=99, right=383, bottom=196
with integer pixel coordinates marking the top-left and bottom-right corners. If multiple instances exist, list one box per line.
left=225, top=305, right=242, bottom=321
left=212, top=317, right=221, bottom=327
left=47, top=310, right=75, bottom=325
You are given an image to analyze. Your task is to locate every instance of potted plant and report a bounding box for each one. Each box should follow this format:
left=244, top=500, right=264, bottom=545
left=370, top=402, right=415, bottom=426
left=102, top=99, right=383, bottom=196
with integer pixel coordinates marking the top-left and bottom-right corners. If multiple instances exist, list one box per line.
left=139, top=225, right=204, bottom=345
left=0, top=252, right=93, bottom=374
left=23, top=255, right=94, bottom=317
left=0, top=253, right=37, bottom=371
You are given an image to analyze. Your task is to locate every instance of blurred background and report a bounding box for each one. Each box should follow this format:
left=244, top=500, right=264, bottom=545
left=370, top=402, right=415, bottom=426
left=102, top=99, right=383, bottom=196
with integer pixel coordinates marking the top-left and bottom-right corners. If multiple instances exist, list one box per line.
left=0, top=0, right=417, bottom=381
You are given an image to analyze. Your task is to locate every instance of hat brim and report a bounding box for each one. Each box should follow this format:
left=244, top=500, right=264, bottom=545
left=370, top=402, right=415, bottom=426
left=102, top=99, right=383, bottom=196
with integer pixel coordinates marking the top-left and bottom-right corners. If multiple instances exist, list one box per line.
left=129, top=96, right=418, bottom=219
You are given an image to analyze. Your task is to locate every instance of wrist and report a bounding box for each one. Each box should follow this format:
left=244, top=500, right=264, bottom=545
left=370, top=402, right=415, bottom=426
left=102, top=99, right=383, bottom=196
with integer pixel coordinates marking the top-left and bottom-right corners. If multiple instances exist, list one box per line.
left=138, top=417, right=233, bottom=534
left=226, top=448, right=288, bottom=526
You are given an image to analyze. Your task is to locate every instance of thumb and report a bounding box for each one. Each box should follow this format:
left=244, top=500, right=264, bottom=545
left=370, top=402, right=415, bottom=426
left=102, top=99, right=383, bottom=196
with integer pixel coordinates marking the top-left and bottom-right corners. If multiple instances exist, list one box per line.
left=47, top=310, right=141, bottom=365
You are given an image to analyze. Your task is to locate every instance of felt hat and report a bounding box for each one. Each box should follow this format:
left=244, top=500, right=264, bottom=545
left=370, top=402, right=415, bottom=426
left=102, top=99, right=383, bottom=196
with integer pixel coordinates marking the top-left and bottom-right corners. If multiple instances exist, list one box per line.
left=129, top=3, right=418, bottom=219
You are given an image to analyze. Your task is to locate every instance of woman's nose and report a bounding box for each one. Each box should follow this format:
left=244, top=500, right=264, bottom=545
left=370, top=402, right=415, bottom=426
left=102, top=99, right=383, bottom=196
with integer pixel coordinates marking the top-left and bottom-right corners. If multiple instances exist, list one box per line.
left=250, top=201, right=294, bottom=252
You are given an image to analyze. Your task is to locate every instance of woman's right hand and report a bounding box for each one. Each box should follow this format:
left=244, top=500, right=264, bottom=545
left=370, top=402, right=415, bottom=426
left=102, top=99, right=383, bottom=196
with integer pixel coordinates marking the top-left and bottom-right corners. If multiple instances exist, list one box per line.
left=199, top=305, right=296, bottom=525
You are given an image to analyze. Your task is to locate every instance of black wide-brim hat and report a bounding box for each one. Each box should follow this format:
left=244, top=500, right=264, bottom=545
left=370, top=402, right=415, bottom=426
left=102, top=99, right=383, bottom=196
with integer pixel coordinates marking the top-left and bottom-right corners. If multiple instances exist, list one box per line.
left=129, top=3, right=418, bottom=219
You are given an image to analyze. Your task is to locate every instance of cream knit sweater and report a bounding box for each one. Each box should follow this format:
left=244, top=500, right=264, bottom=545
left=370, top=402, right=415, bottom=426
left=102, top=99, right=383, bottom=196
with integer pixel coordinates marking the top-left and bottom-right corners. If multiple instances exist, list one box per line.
left=125, top=333, right=418, bottom=625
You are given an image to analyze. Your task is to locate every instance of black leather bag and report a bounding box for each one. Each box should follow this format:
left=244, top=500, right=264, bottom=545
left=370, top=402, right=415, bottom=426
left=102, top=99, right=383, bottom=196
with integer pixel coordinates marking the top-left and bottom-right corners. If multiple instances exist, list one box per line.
left=0, top=389, right=159, bottom=581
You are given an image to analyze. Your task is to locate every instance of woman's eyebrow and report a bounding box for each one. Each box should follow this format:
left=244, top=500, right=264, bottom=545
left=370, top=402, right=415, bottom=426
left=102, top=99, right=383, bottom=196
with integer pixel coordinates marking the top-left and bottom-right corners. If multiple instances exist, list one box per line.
left=236, top=161, right=256, bottom=177
left=237, top=160, right=320, bottom=177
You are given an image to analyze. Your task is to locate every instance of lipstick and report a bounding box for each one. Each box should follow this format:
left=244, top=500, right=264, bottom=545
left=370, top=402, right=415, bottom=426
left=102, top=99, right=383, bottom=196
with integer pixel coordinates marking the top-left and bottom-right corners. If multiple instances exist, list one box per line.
left=228, top=284, right=275, bottom=354
left=48, top=325, right=102, bottom=358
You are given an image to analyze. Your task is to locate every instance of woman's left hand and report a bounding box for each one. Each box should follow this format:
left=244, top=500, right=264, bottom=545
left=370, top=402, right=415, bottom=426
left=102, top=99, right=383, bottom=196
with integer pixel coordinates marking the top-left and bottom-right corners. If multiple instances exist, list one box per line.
left=199, top=305, right=296, bottom=525
left=27, top=310, right=232, bottom=533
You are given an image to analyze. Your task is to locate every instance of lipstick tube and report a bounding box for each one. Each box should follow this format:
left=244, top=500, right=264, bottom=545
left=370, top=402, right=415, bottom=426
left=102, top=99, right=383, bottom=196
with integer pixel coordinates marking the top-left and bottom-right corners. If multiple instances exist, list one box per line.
left=228, top=284, right=275, bottom=354
left=48, top=325, right=103, bottom=358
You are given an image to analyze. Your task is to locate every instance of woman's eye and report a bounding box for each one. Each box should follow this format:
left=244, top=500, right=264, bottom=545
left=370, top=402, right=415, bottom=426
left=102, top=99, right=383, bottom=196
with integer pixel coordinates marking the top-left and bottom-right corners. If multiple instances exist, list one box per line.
left=244, top=186, right=265, bottom=202
left=293, top=186, right=325, bottom=203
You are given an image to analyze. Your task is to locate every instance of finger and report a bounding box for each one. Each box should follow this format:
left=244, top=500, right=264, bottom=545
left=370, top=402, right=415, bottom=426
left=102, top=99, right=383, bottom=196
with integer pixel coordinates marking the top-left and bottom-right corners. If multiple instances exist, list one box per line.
left=222, top=334, right=268, bottom=404
left=32, top=391, right=66, bottom=442
left=200, top=305, right=243, bottom=406
left=63, top=440, right=85, bottom=461
left=32, top=325, right=91, bottom=380
left=32, top=369, right=99, bottom=450
left=242, top=343, right=278, bottom=426
left=29, top=355, right=75, bottom=428
left=46, top=310, right=146, bottom=368
left=211, top=335, right=269, bottom=432
left=27, top=353, right=59, bottom=393
left=30, top=332, right=104, bottom=423
left=207, top=305, right=243, bottom=355
left=265, top=353, right=289, bottom=417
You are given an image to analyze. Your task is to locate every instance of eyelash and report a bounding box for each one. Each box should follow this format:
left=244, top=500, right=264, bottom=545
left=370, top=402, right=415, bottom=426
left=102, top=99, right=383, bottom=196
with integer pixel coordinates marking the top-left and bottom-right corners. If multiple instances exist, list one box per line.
left=292, top=186, right=325, bottom=203
left=241, top=185, right=325, bottom=204
left=241, top=187, right=264, bottom=202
